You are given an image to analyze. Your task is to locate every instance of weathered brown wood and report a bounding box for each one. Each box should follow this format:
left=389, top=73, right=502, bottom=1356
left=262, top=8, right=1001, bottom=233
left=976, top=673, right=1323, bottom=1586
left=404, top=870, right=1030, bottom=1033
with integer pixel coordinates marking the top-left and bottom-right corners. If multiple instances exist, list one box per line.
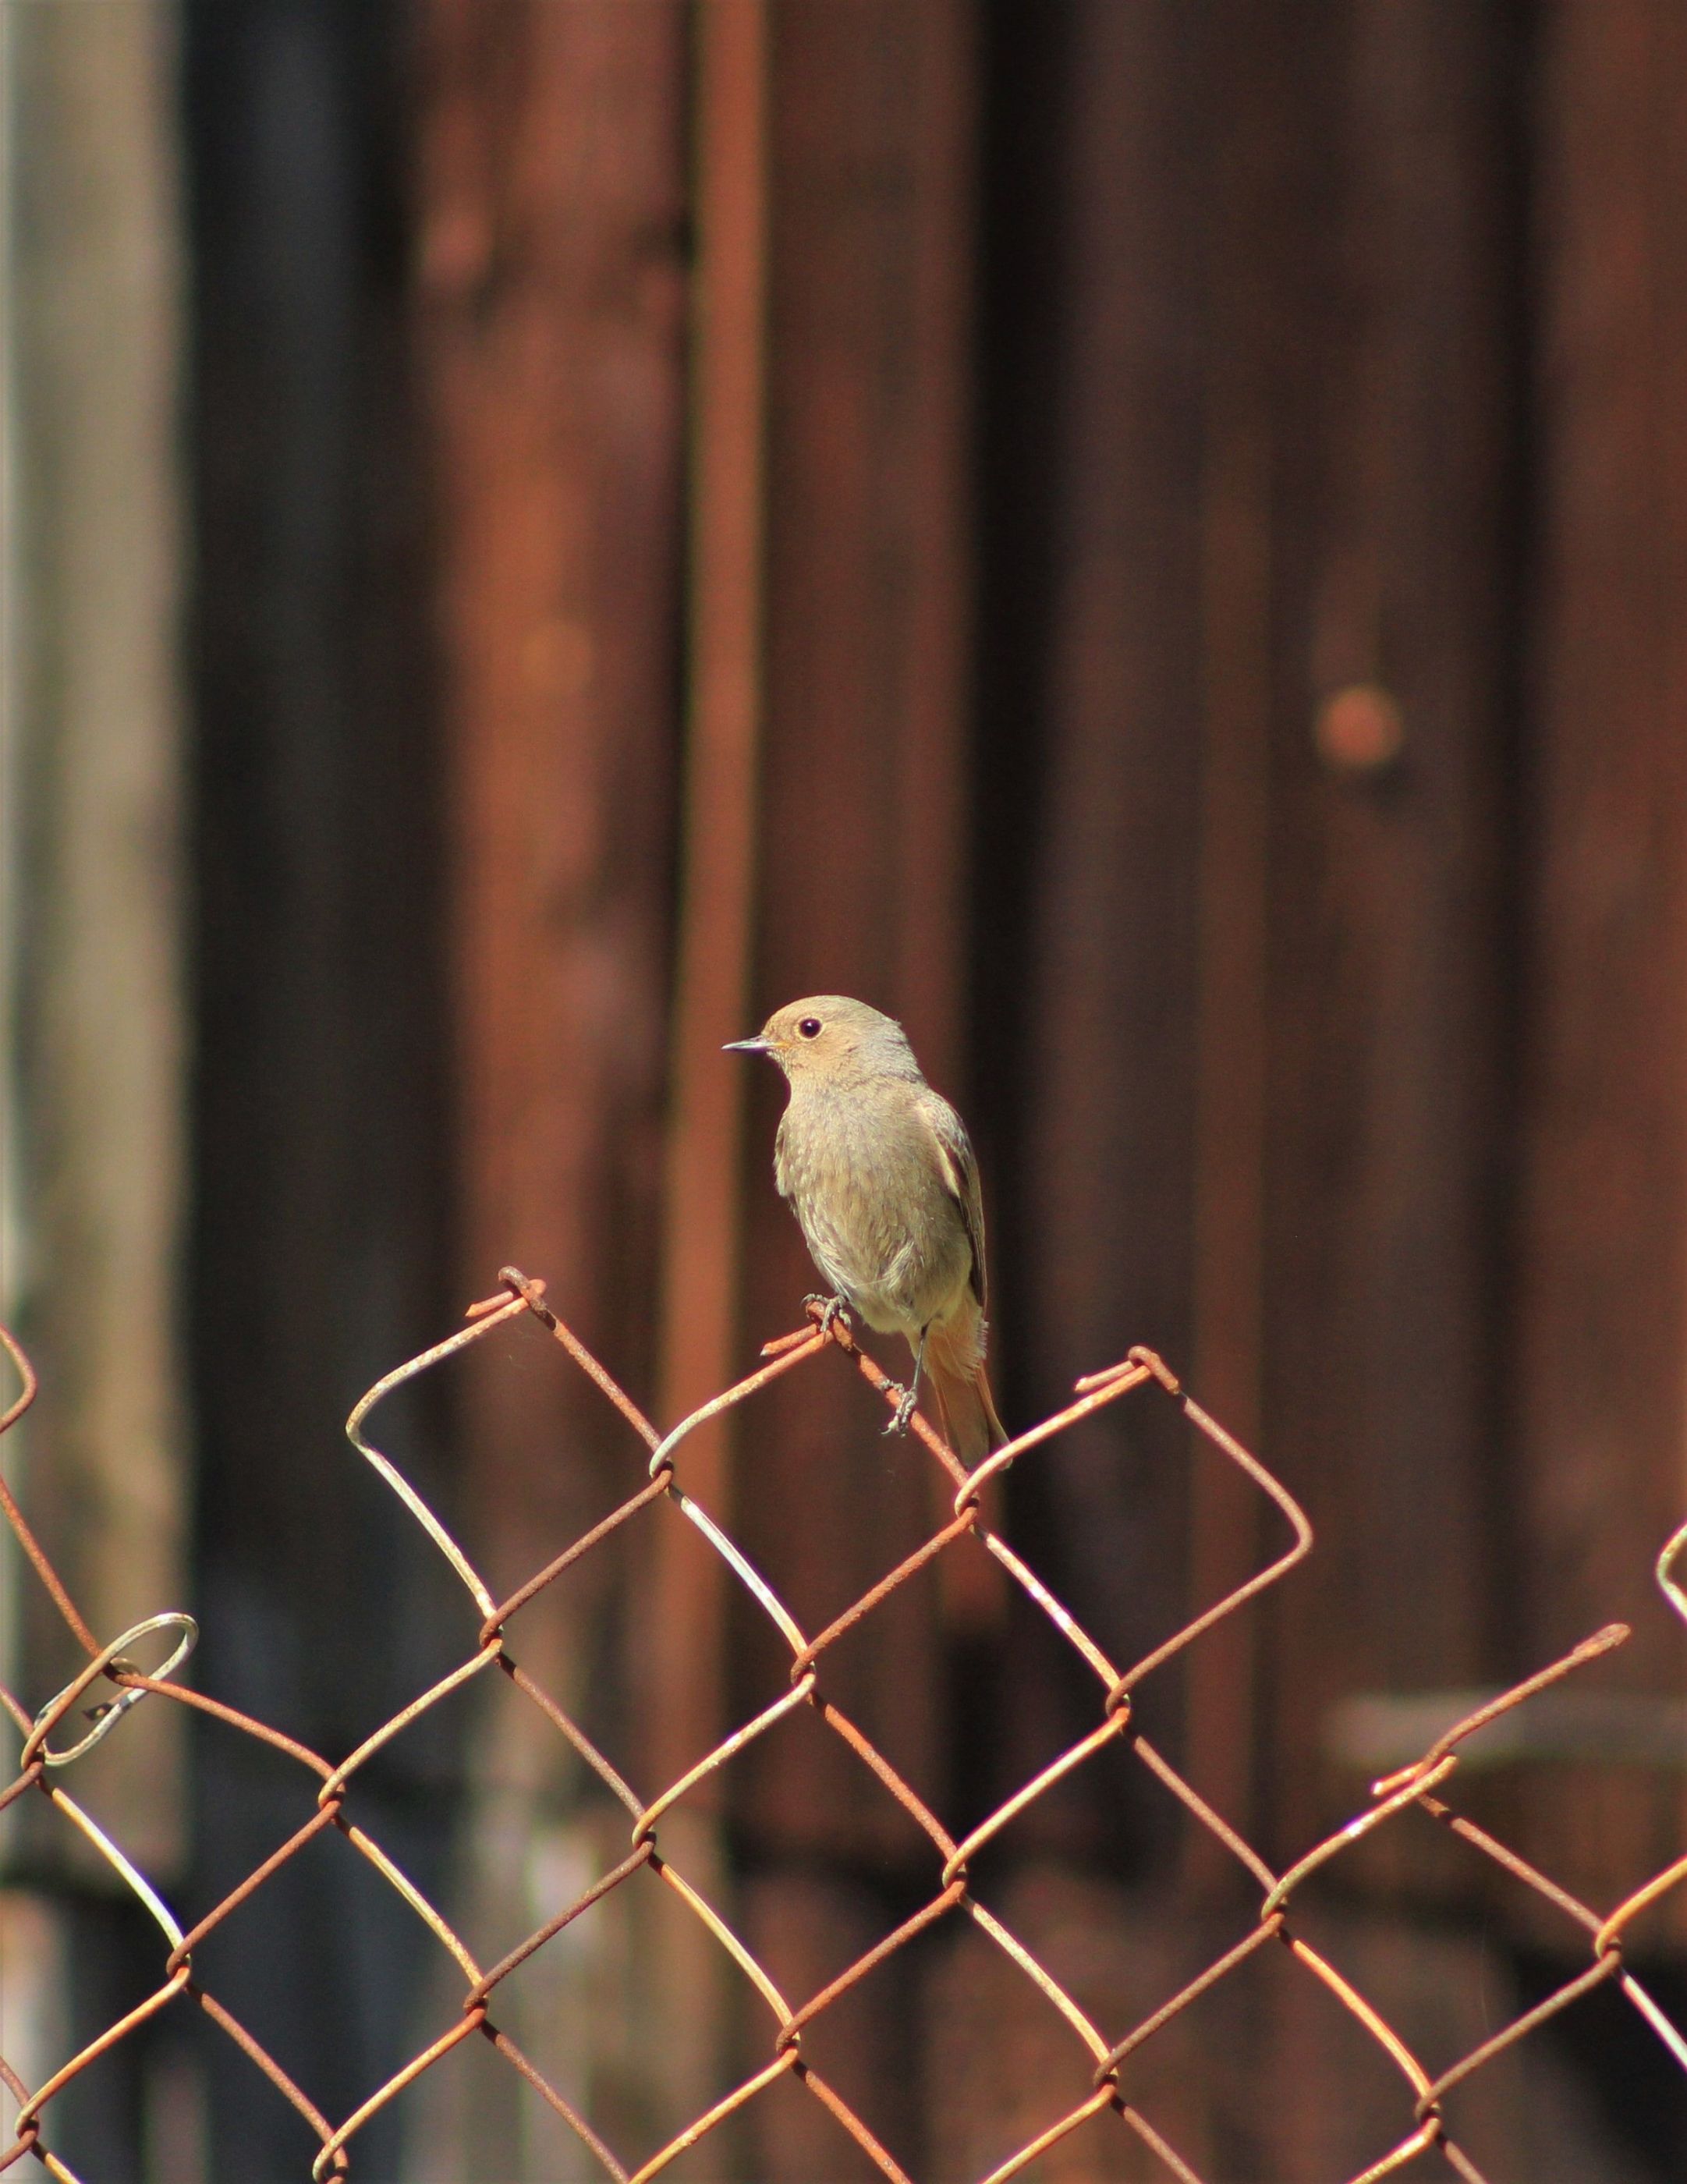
left=1182, top=0, right=1286, bottom=1893
left=959, top=9, right=1534, bottom=2164
left=156, top=0, right=1687, bottom=2170
left=649, top=0, right=771, bottom=1799
left=734, top=0, right=977, bottom=1859
left=636, top=4, right=775, bottom=2134
left=1515, top=0, right=1687, bottom=1923
left=413, top=0, right=691, bottom=2164
left=1256, top=0, right=1522, bottom=1868
left=1001, top=0, right=1207, bottom=1862
left=417, top=0, right=686, bottom=1561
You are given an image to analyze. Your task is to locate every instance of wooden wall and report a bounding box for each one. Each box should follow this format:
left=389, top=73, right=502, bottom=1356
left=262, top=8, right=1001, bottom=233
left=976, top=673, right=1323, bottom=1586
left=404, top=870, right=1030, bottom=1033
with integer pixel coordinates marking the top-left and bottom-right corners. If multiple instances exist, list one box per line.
left=172, top=1, right=1687, bottom=2175
left=1516, top=0, right=1687, bottom=1927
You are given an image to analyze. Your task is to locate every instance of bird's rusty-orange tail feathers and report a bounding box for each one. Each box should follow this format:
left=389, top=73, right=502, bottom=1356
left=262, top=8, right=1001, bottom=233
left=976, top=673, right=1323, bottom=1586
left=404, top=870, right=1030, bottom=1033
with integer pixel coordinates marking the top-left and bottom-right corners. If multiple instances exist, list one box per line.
left=925, top=1323, right=1007, bottom=1468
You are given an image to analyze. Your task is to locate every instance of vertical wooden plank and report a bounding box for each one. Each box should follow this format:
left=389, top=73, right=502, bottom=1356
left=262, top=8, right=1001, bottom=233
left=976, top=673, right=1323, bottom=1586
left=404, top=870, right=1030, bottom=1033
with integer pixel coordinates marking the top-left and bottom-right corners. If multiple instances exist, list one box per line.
left=938, top=37, right=1216, bottom=2170
left=1181, top=0, right=1285, bottom=1894
left=725, top=6, right=977, bottom=2171
left=1007, top=0, right=1206, bottom=1794
left=651, top=0, right=770, bottom=1793
left=734, top=0, right=976, bottom=1853
left=1517, top=0, right=1687, bottom=1918
left=891, top=0, right=974, bottom=1082
left=417, top=0, right=686, bottom=1551
left=645, top=0, right=771, bottom=2140
left=1256, top=0, right=1521, bottom=1868
left=413, top=2, right=689, bottom=2167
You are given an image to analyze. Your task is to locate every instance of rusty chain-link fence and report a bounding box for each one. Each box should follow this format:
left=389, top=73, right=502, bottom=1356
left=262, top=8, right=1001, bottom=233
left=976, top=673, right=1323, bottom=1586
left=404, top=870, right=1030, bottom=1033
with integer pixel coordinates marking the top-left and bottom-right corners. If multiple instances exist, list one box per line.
left=2, top=1265, right=1685, bottom=2182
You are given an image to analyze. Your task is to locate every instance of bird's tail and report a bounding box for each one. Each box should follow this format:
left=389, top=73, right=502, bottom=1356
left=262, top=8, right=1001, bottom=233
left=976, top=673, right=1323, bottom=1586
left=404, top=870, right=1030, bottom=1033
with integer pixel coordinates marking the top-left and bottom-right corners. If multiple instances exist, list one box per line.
left=923, top=1317, right=1010, bottom=1633
left=924, top=1318, right=1008, bottom=1469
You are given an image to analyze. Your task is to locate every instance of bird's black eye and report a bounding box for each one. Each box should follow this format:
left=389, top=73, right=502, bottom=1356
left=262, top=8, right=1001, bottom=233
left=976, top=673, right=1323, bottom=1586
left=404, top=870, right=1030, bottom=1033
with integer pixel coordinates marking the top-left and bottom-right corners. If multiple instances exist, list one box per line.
left=798, top=1017, right=822, bottom=1039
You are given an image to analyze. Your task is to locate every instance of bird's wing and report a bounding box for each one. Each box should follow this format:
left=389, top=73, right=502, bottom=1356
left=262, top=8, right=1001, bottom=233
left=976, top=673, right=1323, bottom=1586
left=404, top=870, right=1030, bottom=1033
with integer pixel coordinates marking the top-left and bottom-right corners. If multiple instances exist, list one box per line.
left=917, top=1092, right=988, bottom=1312
left=772, top=1108, right=795, bottom=1201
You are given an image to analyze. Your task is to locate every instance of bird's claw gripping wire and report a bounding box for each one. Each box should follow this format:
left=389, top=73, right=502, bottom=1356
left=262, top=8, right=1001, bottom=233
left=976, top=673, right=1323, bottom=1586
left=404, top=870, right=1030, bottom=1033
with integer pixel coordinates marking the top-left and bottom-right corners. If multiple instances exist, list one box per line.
left=804, top=1293, right=852, bottom=1339
left=882, top=1381, right=919, bottom=1437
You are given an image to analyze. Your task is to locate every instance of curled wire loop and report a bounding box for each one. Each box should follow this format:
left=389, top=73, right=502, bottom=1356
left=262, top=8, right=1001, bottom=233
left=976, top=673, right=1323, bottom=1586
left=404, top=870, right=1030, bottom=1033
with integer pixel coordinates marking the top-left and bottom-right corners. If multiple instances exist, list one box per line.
left=24, top=1611, right=198, bottom=1769
left=0, top=1272, right=1684, bottom=2181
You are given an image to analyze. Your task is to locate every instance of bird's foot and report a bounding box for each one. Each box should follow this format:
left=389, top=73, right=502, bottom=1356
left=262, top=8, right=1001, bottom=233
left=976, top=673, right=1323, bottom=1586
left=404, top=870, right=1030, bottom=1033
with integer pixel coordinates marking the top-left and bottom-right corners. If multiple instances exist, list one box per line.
left=882, top=1382, right=918, bottom=1437
left=804, top=1293, right=852, bottom=1338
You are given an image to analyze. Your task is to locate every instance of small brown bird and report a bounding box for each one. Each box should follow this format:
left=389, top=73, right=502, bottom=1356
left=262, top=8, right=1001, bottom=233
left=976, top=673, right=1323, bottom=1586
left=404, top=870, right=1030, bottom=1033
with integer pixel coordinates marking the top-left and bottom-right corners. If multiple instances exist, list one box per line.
left=726, top=995, right=1007, bottom=1463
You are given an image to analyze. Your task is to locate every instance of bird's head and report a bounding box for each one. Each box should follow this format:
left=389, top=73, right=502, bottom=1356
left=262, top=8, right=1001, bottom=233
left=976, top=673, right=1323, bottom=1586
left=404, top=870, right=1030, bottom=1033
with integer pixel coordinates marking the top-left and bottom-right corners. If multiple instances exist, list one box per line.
left=724, top=994, right=919, bottom=1084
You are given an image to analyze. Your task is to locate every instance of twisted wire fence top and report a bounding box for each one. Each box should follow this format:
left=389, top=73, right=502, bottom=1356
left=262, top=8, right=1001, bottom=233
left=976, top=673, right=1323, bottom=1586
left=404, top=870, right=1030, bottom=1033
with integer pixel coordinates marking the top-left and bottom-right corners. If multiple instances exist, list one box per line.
left=2, top=1269, right=1685, bottom=2183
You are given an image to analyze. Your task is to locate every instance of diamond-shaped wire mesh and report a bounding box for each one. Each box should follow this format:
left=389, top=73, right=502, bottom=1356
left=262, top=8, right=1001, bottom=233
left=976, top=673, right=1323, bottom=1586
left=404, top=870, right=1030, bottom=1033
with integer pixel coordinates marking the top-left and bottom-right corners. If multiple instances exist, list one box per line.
left=2, top=1268, right=1685, bottom=2182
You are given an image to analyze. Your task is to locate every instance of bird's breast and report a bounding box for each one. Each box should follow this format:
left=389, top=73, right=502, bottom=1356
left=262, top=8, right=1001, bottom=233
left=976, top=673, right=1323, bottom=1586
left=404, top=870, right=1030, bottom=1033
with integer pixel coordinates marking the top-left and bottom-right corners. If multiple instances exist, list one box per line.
left=775, top=1084, right=972, bottom=1335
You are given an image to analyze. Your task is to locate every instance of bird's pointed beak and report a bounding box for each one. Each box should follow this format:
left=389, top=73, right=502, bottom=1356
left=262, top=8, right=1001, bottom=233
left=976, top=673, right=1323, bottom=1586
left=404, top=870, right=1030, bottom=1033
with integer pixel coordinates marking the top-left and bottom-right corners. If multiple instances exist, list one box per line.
left=722, top=1036, right=772, bottom=1054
